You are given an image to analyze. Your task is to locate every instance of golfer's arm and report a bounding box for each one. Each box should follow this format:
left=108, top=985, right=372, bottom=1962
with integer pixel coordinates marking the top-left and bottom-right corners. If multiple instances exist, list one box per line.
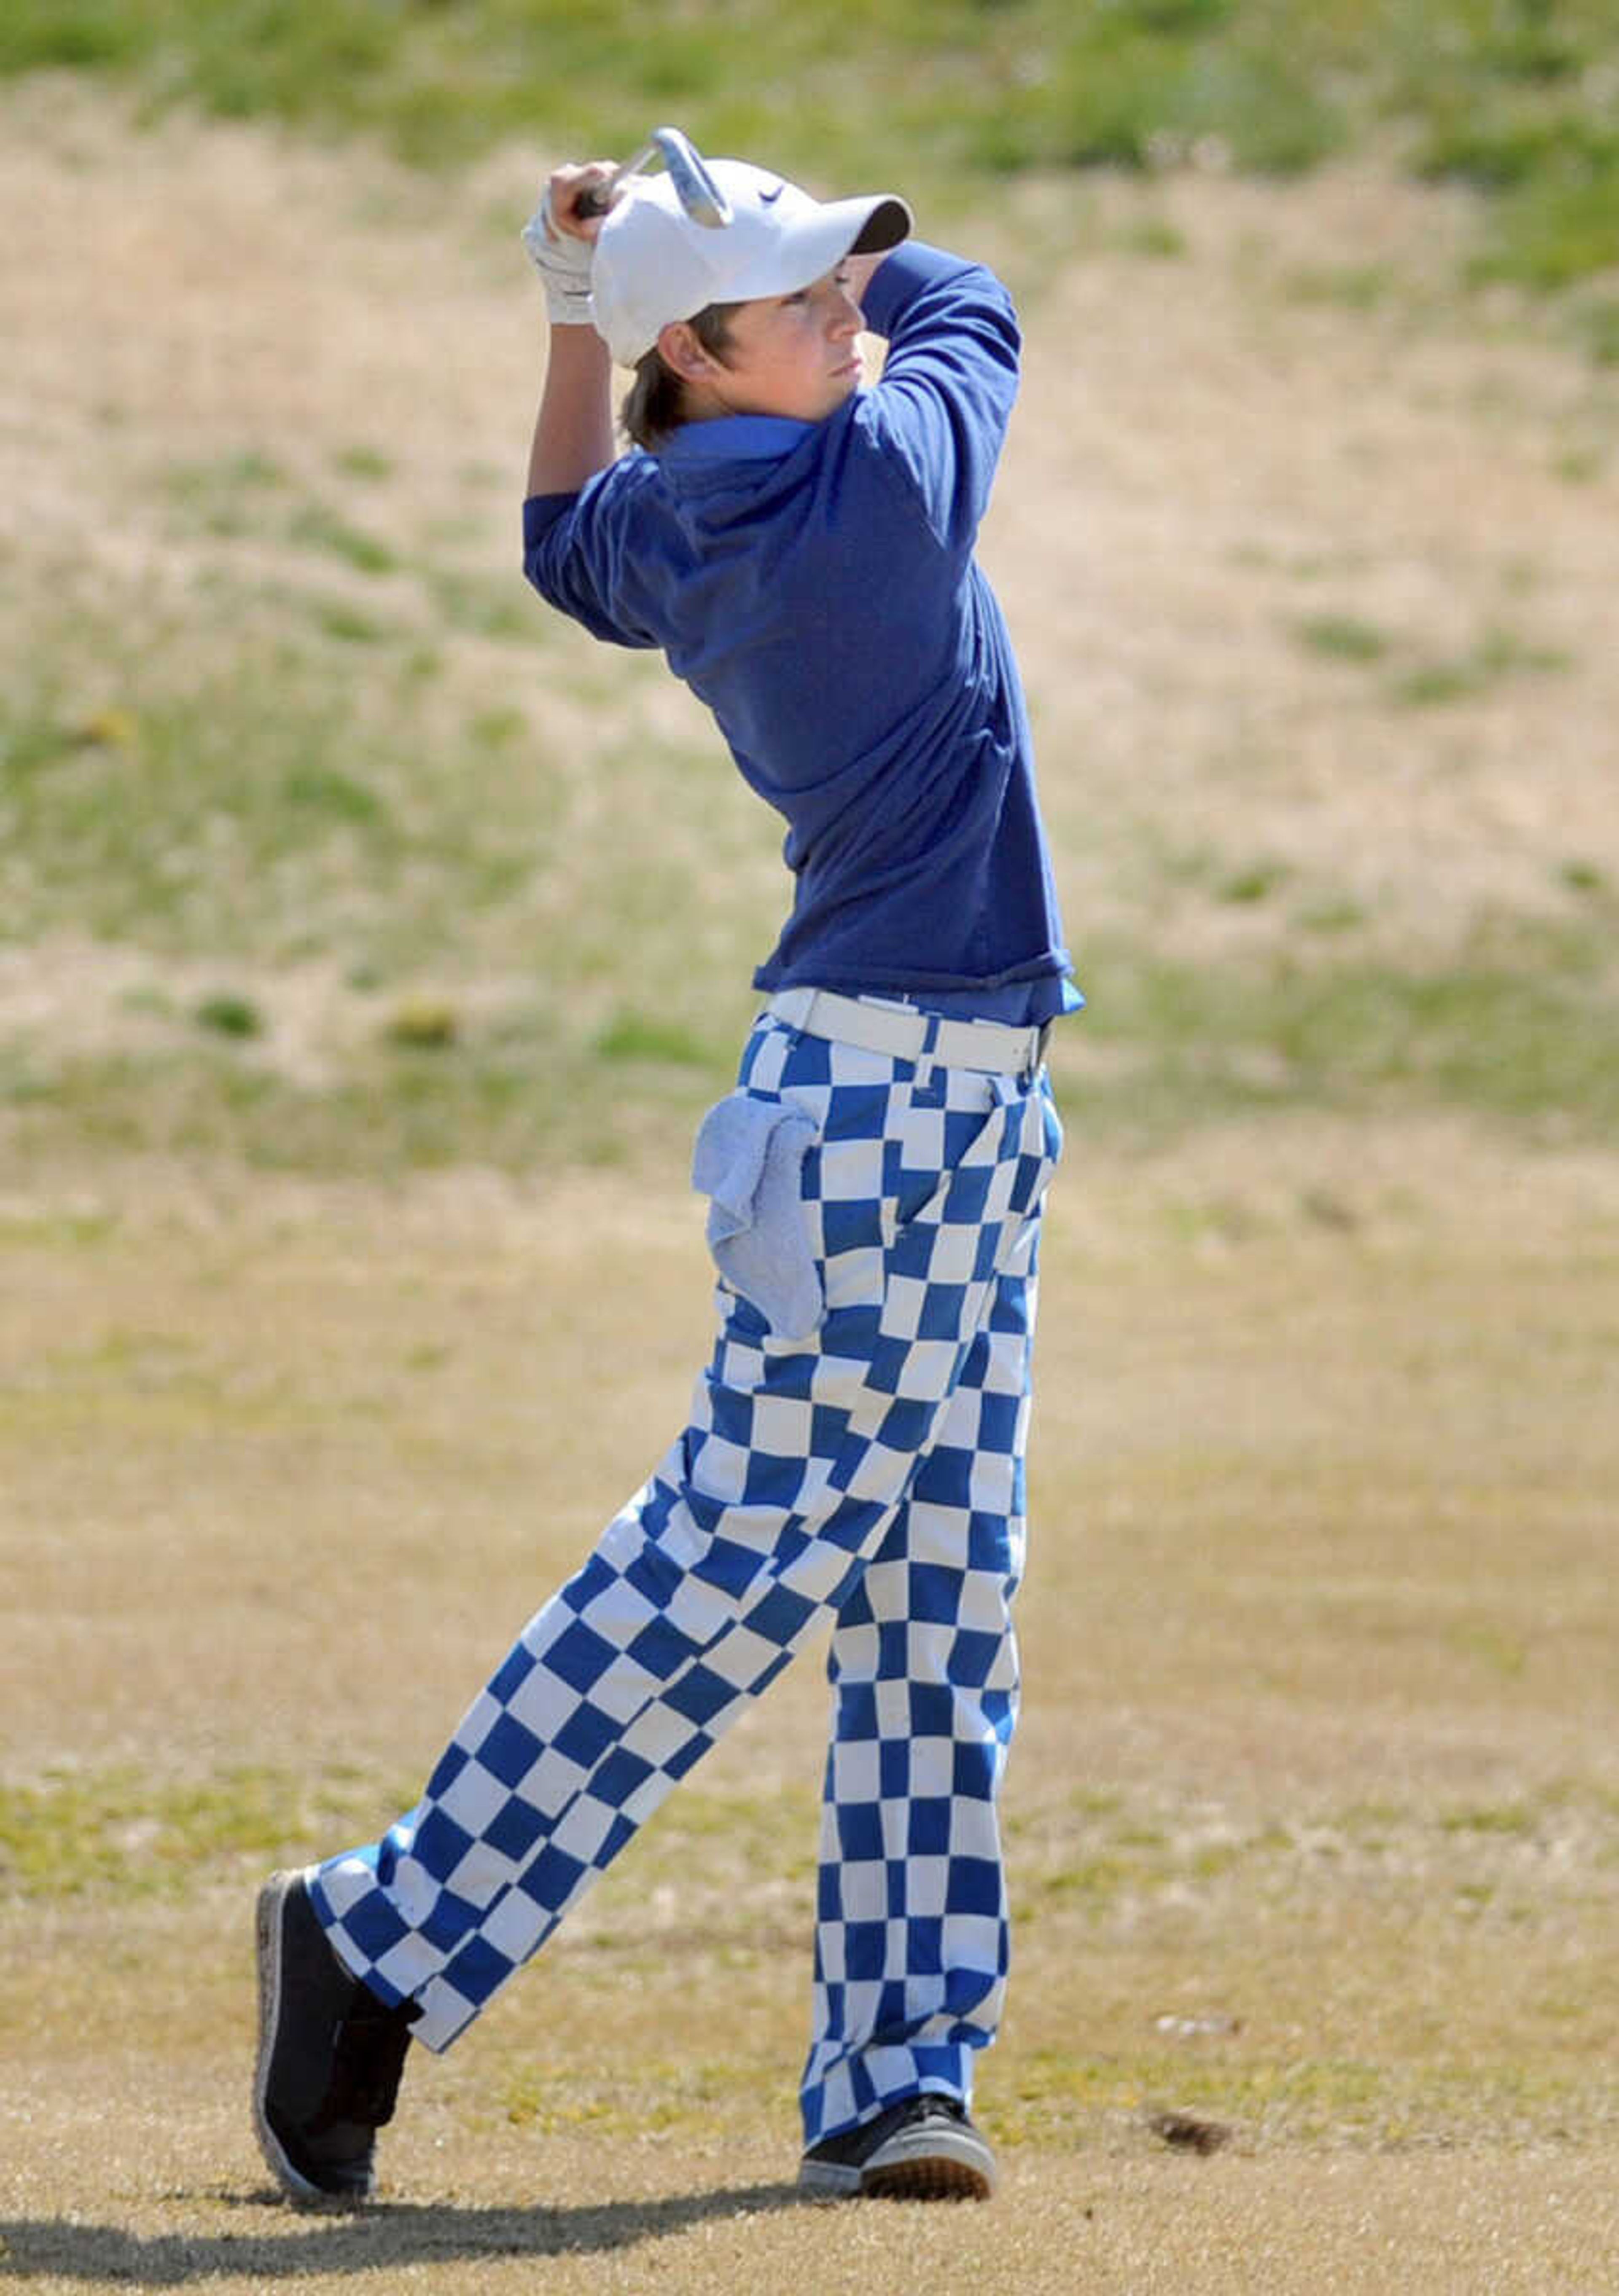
left=527, top=324, right=616, bottom=496
left=845, top=250, right=891, bottom=308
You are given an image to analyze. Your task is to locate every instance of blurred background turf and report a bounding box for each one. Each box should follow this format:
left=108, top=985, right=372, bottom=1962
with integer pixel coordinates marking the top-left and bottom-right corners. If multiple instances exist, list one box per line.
left=2, top=2, right=1616, bottom=1175
left=3, top=0, right=1616, bottom=289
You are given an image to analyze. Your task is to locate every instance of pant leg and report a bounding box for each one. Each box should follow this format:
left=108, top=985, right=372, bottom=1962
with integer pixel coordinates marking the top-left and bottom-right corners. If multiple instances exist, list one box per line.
left=800, top=1204, right=1041, bottom=2146
left=311, top=1023, right=1061, bottom=2057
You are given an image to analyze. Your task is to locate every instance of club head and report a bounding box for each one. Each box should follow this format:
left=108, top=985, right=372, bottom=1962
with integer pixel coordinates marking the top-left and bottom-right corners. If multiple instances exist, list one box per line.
left=579, top=126, right=732, bottom=227
left=645, top=127, right=731, bottom=228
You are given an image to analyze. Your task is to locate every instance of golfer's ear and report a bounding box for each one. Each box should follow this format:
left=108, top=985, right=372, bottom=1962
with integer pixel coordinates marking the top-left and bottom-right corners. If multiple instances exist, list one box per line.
left=656, top=320, right=715, bottom=381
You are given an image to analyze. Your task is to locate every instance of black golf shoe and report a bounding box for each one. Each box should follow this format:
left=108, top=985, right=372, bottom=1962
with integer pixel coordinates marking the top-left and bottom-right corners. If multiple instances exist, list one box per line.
left=799, top=2092, right=996, bottom=2200
left=253, top=1866, right=418, bottom=2204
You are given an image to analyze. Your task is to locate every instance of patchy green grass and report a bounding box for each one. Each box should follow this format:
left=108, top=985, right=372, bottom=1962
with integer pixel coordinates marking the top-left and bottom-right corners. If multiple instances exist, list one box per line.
left=1293, top=614, right=1573, bottom=698
left=1574, top=296, right=1619, bottom=368
left=8, top=549, right=1610, bottom=1172
left=1111, top=212, right=1191, bottom=260
left=1217, top=861, right=1291, bottom=906
left=286, top=499, right=399, bottom=577
left=0, top=610, right=583, bottom=969
left=1423, top=104, right=1619, bottom=291
left=1283, top=261, right=1396, bottom=312
left=5, top=1746, right=1612, bottom=2152
left=0, top=1764, right=407, bottom=1898
left=1386, top=626, right=1574, bottom=707
left=192, top=990, right=263, bottom=1039
left=594, top=1011, right=723, bottom=1070
left=3, top=911, right=1614, bottom=1174
left=0, top=1124, right=1615, bottom=2277
left=1294, top=613, right=1393, bottom=665
left=0, top=1038, right=723, bottom=1175
left=1076, top=905, right=1618, bottom=1128
left=5, top=1, right=1619, bottom=291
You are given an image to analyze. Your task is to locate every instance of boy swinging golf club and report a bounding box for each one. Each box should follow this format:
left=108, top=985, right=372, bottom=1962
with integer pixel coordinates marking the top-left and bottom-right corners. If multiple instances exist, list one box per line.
left=254, top=126, right=1074, bottom=2207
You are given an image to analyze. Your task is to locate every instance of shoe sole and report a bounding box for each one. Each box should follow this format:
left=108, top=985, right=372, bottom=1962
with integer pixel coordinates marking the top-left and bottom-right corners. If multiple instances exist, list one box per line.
left=253, top=1868, right=373, bottom=2207
left=799, top=2125, right=995, bottom=2202
left=863, top=2148, right=993, bottom=2201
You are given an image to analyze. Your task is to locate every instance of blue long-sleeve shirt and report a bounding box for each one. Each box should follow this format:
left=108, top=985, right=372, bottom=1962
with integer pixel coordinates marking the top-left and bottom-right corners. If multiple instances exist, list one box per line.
left=522, top=242, right=1074, bottom=1023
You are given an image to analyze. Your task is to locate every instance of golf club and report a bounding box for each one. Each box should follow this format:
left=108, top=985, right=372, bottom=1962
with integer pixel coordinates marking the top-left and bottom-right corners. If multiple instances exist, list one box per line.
left=577, top=126, right=732, bottom=227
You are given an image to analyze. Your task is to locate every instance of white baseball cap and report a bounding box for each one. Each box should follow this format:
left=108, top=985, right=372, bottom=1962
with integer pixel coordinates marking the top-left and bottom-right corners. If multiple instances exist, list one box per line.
left=589, top=158, right=912, bottom=368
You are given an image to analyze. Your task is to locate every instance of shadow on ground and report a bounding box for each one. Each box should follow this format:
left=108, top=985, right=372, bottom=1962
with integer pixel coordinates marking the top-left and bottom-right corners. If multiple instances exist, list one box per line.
left=0, top=2183, right=807, bottom=2283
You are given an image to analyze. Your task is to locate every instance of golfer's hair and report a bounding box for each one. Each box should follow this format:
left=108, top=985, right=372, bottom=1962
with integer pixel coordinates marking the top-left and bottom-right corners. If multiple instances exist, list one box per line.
left=621, top=303, right=738, bottom=451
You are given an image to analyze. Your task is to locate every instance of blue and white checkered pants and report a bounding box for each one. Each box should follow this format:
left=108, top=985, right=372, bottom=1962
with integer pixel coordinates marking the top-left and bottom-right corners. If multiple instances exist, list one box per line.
left=312, top=1010, right=1062, bottom=2145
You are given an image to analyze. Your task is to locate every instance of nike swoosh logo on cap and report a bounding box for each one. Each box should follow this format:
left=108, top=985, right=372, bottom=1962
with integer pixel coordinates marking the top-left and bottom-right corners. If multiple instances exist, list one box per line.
left=760, top=183, right=785, bottom=204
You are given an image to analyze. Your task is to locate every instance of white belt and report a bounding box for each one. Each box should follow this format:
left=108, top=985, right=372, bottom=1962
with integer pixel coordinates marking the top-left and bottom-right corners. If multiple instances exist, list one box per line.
left=764, top=987, right=1049, bottom=1077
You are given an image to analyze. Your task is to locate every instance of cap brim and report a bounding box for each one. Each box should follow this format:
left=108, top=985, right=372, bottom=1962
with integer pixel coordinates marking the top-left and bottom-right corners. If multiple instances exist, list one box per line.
left=719, top=192, right=914, bottom=306
left=849, top=196, right=912, bottom=255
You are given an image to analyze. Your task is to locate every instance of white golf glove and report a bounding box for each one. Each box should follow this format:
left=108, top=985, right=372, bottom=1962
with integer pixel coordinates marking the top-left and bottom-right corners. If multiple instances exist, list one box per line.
left=521, top=189, right=595, bottom=326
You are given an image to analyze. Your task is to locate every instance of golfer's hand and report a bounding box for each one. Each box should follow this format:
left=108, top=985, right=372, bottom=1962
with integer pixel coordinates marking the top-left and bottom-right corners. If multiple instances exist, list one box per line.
left=521, top=162, right=614, bottom=323
left=545, top=162, right=616, bottom=241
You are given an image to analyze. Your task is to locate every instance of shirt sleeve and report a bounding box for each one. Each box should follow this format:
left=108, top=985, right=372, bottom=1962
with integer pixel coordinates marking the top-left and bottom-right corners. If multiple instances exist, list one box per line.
left=854, top=240, right=1022, bottom=553
left=522, top=465, right=662, bottom=649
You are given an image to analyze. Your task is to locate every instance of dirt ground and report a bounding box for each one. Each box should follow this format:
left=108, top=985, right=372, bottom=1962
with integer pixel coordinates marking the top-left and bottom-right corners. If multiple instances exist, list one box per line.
left=4, top=1128, right=1617, bottom=2293
left=3, top=79, right=1618, bottom=2296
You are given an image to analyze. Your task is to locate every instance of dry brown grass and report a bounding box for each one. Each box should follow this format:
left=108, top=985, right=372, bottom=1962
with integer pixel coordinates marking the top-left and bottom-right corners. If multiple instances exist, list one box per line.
left=3, top=80, right=1618, bottom=1077
left=3, top=78, right=1619, bottom=2296
left=997, top=164, right=1619, bottom=967
left=4, top=1123, right=1619, bottom=2291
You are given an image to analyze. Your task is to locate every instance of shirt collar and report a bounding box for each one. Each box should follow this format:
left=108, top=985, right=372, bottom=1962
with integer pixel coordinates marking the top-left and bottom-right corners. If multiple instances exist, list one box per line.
left=659, top=414, right=815, bottom=465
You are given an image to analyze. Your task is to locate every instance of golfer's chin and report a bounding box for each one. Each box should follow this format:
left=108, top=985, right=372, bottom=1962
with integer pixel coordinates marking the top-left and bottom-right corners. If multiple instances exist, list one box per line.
left=710, top=364, right=865, bottom=427
left=815, top=365, right=865, bottom=419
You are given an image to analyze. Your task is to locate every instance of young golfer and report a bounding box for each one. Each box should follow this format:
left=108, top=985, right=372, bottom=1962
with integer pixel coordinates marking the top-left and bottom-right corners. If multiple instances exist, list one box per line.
left=254, top=137, right=1073, bottom=2207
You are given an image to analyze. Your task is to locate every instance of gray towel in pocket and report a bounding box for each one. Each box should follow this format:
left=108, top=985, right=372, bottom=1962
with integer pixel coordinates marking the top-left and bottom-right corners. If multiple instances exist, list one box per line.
left=692, top=1092, right=823, bottom=1340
